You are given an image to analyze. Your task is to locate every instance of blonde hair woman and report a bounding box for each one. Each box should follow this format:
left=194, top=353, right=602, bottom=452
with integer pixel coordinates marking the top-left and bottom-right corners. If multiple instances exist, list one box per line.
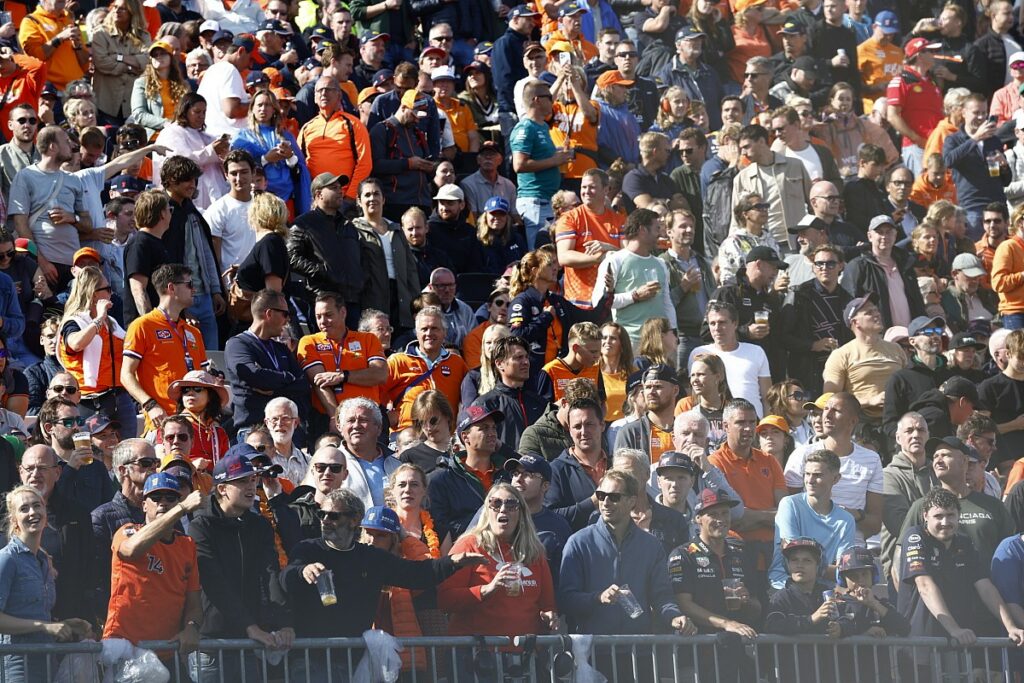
left=91, top=0, right=150, bottom=121
left=402, top=392, right=456, bottom=474
left=461, top=323, right=511, bottom=406
left=475, top=197, right=527, bottom=276
left=234, top=192, right=291, bottom=294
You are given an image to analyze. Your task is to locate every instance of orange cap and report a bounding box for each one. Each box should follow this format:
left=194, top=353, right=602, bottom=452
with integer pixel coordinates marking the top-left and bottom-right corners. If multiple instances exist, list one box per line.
left=73, top=247, right=101, bottom=266
left=756, top=415, right=789, bottom=434
left=596, top=70, right=634, bottom=89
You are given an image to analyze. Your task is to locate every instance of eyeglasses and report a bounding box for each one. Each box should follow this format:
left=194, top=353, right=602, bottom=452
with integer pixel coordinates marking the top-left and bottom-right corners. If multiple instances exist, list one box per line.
left=797, top=110, right=812, bottom=118
left=147, top=492, right=180, bottom=504
left=271, top=307, right=291, bottom=317
left=812, top=260, right=839, bottom=269
left=595, top=490, right=624, bottom=503
left=14, top=117, right=37, bottom=125
left=173, top=280, right=195, bottom=289
left=313, top=462, right=345, bottom=474
left=267, top=415, right=296, bottom=424
left=788, top=390, right=811, bottom=401
left=49, top=385, right=79, bottom=395
left=616, top=51, right=638, bottom=58
left=750, top=202, right=770, bottom=210
left=813, top=195, right=841, bottom=202
left=917, top=327, right=944, bottom=337
left=20, top=464, right=55, bottom=473
left=493, top=299, right=508, bottom=307
left=488, top=498, right=521, bottom=512
left=181, top=386, right=206, bottom=395
left=373, top=326, right=394, bottom=335
left=744, top=72, right=766, bottom=79
left=128, top=457, right=159, bottom=469
left=164, top=432, right=191, bottom=442
left=316, top=508, right=357, bottom=521
left=680, top=148, right=697, bottom=155
left=55, top=416, right=85, bottom=428
left=0, top=249, right=14, bottom=260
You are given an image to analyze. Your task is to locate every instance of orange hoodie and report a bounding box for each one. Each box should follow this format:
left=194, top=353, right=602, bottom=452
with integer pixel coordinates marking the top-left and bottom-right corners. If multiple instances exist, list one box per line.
left=992, top=235, right=1024, bottom=315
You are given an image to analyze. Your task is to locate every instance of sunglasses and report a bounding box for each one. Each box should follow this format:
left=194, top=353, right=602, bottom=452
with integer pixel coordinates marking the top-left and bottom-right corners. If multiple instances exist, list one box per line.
left=788, top=390, right=811, bottom=401
left=917, top=327, right=944, bottom=337
left=271, top=307, right=291, bottom=317
left=616, top=51, right=638, bottom=57
left=181, top=386, right=207, bottom=395
left=488, top=498, right=521, bottom=512
left=493, top=299, right=508, bottom=307
left=313, top=462, right=345, bottom=474
left=173, top=280, right=195, bottom=289
left=96, top=286, right=112, bottom=293
left=0, top=249, right=14, bottom=260
left=316, top=509, right=357, bottom=521
left=744, top=72, right=766, bottom=79
left=813, top=195, right=841, bottom=202
left=50, top=385, right=79, bottom=394
left=14, top=117, right=37, bottom=125
left=750, top=202, right=770, bottom=210
left=595, top=490, right=624, bottom=503
left=147, top=492, right=180, bottom=504
left=164, top=432, right=190, bottom=442
left=1012, top=61, right=1024, bottom=69
left=813, top=260, right=839, bottom=269
left=129, top=457, right=159, bottom=469
left=56, top=416, right=86, bottom=428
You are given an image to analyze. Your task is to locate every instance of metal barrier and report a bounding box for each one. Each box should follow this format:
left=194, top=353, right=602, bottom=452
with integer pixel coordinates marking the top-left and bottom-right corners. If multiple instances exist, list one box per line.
left=0, top=634, right=1018, bottom=683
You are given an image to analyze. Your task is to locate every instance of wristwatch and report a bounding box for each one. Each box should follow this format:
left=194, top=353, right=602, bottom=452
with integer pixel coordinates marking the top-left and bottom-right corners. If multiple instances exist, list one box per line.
left=143, top=398, right=159, bottom=412
left=116, top=54, right=123, bottom=62
left=186, top=620, right=200, bottom=630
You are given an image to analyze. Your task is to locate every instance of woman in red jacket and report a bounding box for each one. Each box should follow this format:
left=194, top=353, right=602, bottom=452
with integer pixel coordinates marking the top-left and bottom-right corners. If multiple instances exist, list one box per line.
left=437, top=483, right=558, bottom=639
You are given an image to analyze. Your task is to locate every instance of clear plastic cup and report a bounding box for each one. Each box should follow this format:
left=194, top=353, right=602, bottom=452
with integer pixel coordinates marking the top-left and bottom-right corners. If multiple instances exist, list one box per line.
left=616, top=583, right=643, bottom=619
left=753, top=310, right=770, bottom=325
left=503, top=562, right=524, bottom=596
left=316, top=569, right=337, bottom=607
left=73, top=432, right=94, bottom=466
left=723, top=578, right=743, bottom=611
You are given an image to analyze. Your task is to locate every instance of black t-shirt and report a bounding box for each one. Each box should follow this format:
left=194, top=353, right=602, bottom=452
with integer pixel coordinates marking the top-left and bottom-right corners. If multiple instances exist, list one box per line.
left=978, top=372, right=1024, bottom=466
left=236, top=233, right=290, bottom=293
left=122, top=230, right=169, bottom=324
left=897, top=525, right=985, bottom=637
left=668, top=537, right=745, bottom=631
left=3, top=367, right=28, bottom=405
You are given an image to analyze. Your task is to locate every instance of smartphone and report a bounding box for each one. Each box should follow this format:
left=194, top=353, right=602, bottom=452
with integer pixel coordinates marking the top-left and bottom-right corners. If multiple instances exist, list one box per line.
left=988, top=115, right=998, bottom=124
left=0, top=12, right=12, bottom=24
left=559, top=51, right=572, bottom=66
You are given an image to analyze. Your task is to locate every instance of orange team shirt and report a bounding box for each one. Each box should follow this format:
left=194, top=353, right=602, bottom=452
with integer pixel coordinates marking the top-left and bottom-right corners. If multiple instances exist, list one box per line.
left=542, top=357, right=599, bottom=404
left=544, top=29, right=598, bottom=60
left=103, top=525, right=200, bottom=643
left=297, top=330, right=386, bottom=414
left=57, top=321, right=125, bottom=394
left=123, top=309, right=207, bottom=431
left=550, top=100, right=600, bottom=179
left=18, top=9, right=85, bottom=90
left=436, top=97, right=478, bottom=152
left=385, top=349, right=468, bottom=430
left=297, top=109, right=372, bottom=200
left=708, top=443, right=786, bottom=542
left=554, top=204, right=624, bottom=307
left=910, top=173, right=957, bottom=207
left=856, top=35, right=903, bottom=108
left=650, top=423, right=673, bottom=464
left=976, top=236, right=1000, bottom=290
left=727, top=25, right=772, bottom=84
left=0, top=55, right=46, bottom=142
left=462, top=321, right=491, bottom=370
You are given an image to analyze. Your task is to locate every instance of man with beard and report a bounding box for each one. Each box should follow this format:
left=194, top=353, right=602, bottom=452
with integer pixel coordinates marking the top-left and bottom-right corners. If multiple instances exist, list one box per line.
left=784, top=217, right=832, bottom=287
left=881, top=316, right=953, bottom=441
left=614, top=365, right=679, bottom=463
left=188, top=453, right=294, bottom=682
left=660, top=210, right=714, bottom=368
left=975, top=203, right=1008, bottom=290
left=401, top=207, right=452, bottom=286
left=881, top=412, right=935, bottom=586
left=940, top=254, right=997, bottom=332
left=280, top=489, right=483, bottom=679
left=290, top=446, right=349, bottom=539
left=263, top=398, right=310, bottom=489
left=38, top=396, right=114, bottom=511
left=0, top=104, right=40, bottom=204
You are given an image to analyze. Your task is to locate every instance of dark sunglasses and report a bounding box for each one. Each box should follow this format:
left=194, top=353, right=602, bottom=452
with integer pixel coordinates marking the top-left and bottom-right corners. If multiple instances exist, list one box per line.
left=493, top=299, right=508, bottom=307
left=316, top=509, right=356, bottom=521
left=181, top=386, right=207, bottom=395
left=164, top=432, right=190, bottom=442
left=917, top=327, right=944, bottom=337
left=595, top=490, right=624, bottom=503
left=14, top=117, right=37, bottom=125
left=616, top=51, right=638, bottom=57
left=96, top=286, right=112, bottom=293
left=147, top=491, right=180, bottom=504
left=173, top=280, right=195, bottom=289
left=789, top=390, right=812, bottom=402
left=813, top=260, right=839, bottom=269
left=271, top=307, right=291, bottom=317
left=750, top=202, right=770, bottom=210
left=313, top=462, right=345, bottom=474
left=0, top=249, right=14, bottom=259
left=487, top=498, right=521, bottom=512
left=744, top=72, right=766, bottom=79
left=50, top=384, right=79, bottom=394
left=56, top=416, right=85, bottom=428
left=128, top=457, right=159, bottom=469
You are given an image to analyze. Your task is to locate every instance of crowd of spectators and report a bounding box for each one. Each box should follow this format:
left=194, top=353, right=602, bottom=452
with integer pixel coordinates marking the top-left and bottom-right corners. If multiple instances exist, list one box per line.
left=4, top=0, right=1024, bottom=679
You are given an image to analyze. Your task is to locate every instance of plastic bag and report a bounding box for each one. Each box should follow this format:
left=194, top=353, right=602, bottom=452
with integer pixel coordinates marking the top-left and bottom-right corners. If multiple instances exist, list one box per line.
left=100, top=639, right=169, bottom=683
left=54, top=651, right=101, bottom=683
left=569, top=635, right=607, bottom=683
left=353, top=629, right=403, bottom=683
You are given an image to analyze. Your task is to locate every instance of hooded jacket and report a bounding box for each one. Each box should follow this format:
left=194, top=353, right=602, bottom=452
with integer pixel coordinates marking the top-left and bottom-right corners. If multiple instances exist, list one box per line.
left=881, top=451, right=937, bottom=578
left=881, top=357, right=953, bottom=442
left=187, top=498, right=292, bottom=638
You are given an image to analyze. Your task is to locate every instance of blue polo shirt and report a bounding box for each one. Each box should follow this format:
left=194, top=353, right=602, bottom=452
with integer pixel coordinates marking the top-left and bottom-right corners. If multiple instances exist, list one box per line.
left=510, top=118, right=560, bottom=199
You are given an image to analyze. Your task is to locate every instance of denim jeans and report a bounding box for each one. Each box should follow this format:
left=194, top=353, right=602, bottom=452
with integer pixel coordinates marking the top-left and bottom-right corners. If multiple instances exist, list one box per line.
left=1003, top=313, right=1024, bottom=330
left=516, top=197, right=553, bottom=250
left=901, top=144, right=924, bottom=176
left=188, top=649, right=268, bottom=683
left=186, top=292, right=218, bottom=350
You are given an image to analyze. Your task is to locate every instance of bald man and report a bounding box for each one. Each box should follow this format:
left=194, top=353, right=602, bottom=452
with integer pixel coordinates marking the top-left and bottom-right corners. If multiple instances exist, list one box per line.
left=805, top=180, right=865, bottom=260
left=289, top=446, right=349, bottom=539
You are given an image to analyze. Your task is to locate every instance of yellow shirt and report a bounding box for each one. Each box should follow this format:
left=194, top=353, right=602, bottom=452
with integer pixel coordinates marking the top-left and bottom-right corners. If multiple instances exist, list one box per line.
left=19, top=9, right=85, bottom=90
left=436, top=96, right=478, bottom=153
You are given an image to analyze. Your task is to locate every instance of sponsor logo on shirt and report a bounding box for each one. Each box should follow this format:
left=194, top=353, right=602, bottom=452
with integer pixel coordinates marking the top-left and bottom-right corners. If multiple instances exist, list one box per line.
left=156, top=329, right=172, bottom=340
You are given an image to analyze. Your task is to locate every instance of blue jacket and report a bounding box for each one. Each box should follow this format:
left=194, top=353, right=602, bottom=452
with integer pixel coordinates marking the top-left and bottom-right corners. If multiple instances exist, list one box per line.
left=370, top=117, right=435, bottom=209
left=596, top=99, right=641, bottom=166
left=545, top=448, right=608, bottom=531
left=56, top=459, right=114, bottom=515
left=588, top=495, right=689, bottom=555
left=25, top=356, right=61, bottom=415
left=0, top=270, right=25, bottom=343
left=426, top=454, right=512, bottom=541
left=943, top=129, right=1010, bottom=211
left=580, top=0, right=622, bottom=43
left=559, top=519, right=682, bottom=634
left=369, top=90, right=442, bottom=158
left=492, top=27, right=530, bottom=113
left=224, top=331, right=310, bottom=435
left=231, top=126, right=312, bottom=215
left=654, top=57, right=724, bottom=131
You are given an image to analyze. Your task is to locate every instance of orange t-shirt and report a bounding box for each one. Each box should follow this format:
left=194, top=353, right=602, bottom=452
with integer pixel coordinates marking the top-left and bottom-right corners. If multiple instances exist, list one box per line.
left=910, top=173, right=957, bottom=207
left=104, top=525, right=200, bottom=643
left=550, top=100, right=600, bottom=179
left=297, top=330, right=387, bottom=413
left=542, top=357, right=599, bottom=404
left=18, top=9, right=85, bottom=90
left=674, top=395, right=696, bottom=415
left=726, top=24, right=772, bottom=85
left=462, top=321, right=491, bottom=370
left=436, top=96, right=478, bottom=153
left=123, top=309, right=207, bottom=431
left=554, top=204, right=624, bottom=308
left=649, top=424, right=673, bottom=464
left=385, top=349, right=468, bottom=430
left=707, top=443, right=786, bottom=542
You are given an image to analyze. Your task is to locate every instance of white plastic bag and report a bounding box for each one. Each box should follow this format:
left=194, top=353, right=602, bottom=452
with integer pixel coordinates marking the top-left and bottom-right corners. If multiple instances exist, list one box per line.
left=569, top=635, right=607, bottom=683
left=352, top=629, right=403, bottom=683
left=99, top=638, right=170, bottom=683
left=54, top=651, right=101, bottom=683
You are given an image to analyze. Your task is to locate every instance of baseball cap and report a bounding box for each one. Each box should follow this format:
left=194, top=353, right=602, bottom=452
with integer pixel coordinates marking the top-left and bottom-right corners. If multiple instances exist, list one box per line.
left=781, top=536, right=823, bottom=558
left=457, top=404, right=504, bottom=433
left=625, top=369, right=645, bottom=394
left=401, top=88, right=432, bottom=110
left=72, top=247, right=102, bottom=266
left=523, top=41, right=546, bottom=57
left=311, top=171, right=349, bottom=193
left=434, top=184, right=465, bottom=201
left=361, top=506, right=402, bottom=534
left=110, top=174, right=146, bottom=195
left=143, top=472, right=183, bottom=498
left=907, top=315, right=945, bottom=337
left=693, top=488, right=740, bottom=514
left=756, top=415, right=789, bottom=434
left=479, top=140, right=502, bottom=155
left=926, top=435, right=980, bottom=461
left=40, top=82, right=58, bottom=100
left=836, top=545, right=878, bottom=576
left=475, top=41, right=494, bottom=55
left=232, top=34, right=256, bottom=52
left=85, top=413, right=120, bottom=435
left=430, top=65, right=456, bottom=82
left=246, top=70, right=270, bottom=86
left=1010, top=50, right=1024, bottom=66
left=160, top=452, right=196, bottom=473
left=803, top=392, right=833, bottom=411
left=373, top=68, right=395, bottom=87
left=484, top=196, right=510, bottom=214
left=507, top=4, right=541, bottom=19
left=199, top=19, right=220, bottom=34
left=968, top=319, right=993, bottom=338
left=308, top=26, right=333, bottom=41
left=545, top=40, right=574, bottom=55
left=464, top=60, right=490, bottom=75
left=210, top=29, right=234, bottom=45
left=213, top=452, right=257, bottom=482
left=558, top=0, right=587, bottom=16
left=596, top=70, right=634, bottom=88
left=359, top=31, right=390, bottom=45
left=733, top=0, right=767, bottom=11
left=843, top=293, right=876, bottom=327
left=655, top=451, right=699, bottom=477
left=503, top=452, right=552, bottom=481
left=791, top=56, right=820, bottom=79
left=257, top=19, right=289, bottom=34
left=866, top=215, right=897, bottom=235
left=905, top=36, right=941, bottom=60
left=420, top=46, right=447, bottom=61
left=14, top=238, right=35, bottom=256
left=744, top=245, right=788, bottom=267
left=357, top=87, right=380, bottom=105
left=884, top=326, right=910, bottom=344
left=950, top=332, right=986, bottom=351
left=675, top=24, right=705, bottom=41
left=940, top=375, right=980, bottom=407
left=779, top=19, right=806, bottom=35
left=643, top=363, right=679, bottom=387
left=788, top=215, right=828, bottom=234
left=149, top=39, right=176, bottom=55
left=951, top=252, right=987, bottom=277
left=874, top=10, right=900, bottom=33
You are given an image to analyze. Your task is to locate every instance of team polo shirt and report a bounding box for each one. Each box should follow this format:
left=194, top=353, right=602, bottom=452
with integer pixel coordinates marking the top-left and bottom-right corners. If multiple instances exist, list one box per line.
left=385, top=348, right=468, bottom=431
left=297, top=330, right=386, bottom=414
left=898, top=525, right=986, bottom=637
left=555, top=204, right=624, bottom=307
left=123, top=309, right=207, bottom=427
left=550, top=100, right=601, bottom=179
left=708, top=444, right=787, bottom=543
left=104, top=525, right=200, bottom=643
left=509, top=118, right=560, bottom=199
left=856, top=35, right=903, bottom=107
left=886, top=67, right=943, bottom=148
left=649, top=423, right=673, bottom=464
left=542, top=358, right=600, bottom=404
left=668, top=538, right=745, bottom=631
left=435, top=97, right=478, bottom=153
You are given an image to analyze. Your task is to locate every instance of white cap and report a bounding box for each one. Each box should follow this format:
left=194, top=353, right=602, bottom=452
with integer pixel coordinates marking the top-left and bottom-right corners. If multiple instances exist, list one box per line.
left=433, top=184, right=465, bottom=201
left=1010, top=50, right=1024, bottom=64
left=430, top=66, right=457, bottom=82
left=199, top=19, right=220, bottom=34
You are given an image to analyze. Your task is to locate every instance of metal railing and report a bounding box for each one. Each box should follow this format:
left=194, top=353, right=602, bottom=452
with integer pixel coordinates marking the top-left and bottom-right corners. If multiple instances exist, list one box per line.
left=0, top=634, right=1019, bottom=683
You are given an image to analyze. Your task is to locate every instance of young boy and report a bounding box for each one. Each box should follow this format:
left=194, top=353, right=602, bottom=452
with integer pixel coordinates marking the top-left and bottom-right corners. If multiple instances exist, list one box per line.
left=542, top=321, right=601, bottom=404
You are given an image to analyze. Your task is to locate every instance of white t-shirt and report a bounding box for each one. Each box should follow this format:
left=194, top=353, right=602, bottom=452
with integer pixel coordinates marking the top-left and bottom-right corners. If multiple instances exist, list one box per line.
left=687, top=342, right=770, bottom=417
left=786, top=144, right=824, bottom=183
left=784, top=442, right=885, bottom=510
left=197, top=62, right=249, bottom=138
left=203, top=194, right=255, bottom=268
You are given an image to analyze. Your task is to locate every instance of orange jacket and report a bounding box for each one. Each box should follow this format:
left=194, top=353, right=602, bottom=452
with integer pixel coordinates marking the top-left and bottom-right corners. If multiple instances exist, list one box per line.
left=297, top=109, right=372, bottom=200
left=992, top=235, right=1024, bottom=315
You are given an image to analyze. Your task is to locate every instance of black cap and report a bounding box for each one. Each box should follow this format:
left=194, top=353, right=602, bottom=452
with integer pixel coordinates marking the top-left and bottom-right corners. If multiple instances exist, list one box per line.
left=744, top=245, right=788, bottom=268
left=950, top=333, right=986, bottom=351
left=788, top=216, right=828, bottom=234
left=926, top=436, right=980, bottom=462
left=940, top=376, right=980, bottom=407
left=693, top=488, right=740, bottom=514
left=792, top=56, right=820, bottom=79
left=656, top=451, right=700, bottom=476
left=779, top=19, right=806, bottom=34
left=626, top=369, right=646, bottom=394
left=642, top=364, right=679, bottom=387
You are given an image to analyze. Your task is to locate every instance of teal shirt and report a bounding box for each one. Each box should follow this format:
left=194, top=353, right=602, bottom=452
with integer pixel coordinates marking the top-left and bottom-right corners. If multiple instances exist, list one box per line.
left=509, top=118, right=560, bottom=199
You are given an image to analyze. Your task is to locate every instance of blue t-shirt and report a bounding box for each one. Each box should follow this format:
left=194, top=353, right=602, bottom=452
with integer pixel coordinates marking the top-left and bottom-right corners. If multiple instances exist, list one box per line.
left=991, top=534, right=1024, bottom=607
left=769, top=492, right=857, bottom=588
left=509, top=118, right=560, bottom=199
left=356, top=455, right=387, bottom=507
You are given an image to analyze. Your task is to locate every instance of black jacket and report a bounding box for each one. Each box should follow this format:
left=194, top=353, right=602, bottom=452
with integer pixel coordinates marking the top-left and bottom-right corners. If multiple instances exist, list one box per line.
left=46, top=492, right=95, bottom=622
left=974, top=29, right=1023, bottom=97
left=427, top=453, right=512, bottom=541
left=188, top=499, right=292, bottom=638
left=808, top=20, right=862, bottom=106
left=287, top=207, right=365, bottom=304
left=702, top=164, right=739, bottom=259
left=288, top=488, right=322, bottom=541
left=843, top=176, right=889, bottom=233
left=840, top=249, right=926, bottom=328
left=425, top=212, right=483, bottom=276
left=704, top=274, right=788, bottom=380
left=909, top=388, right=955, bottom=439
left=882, top=357, right=953, bottom=441
left=25, top=355, right=61, bottom=415
left=223, top=332, right=309, bottom=435
left=477, top=380, right=549, bottom=452
left=780, top=278, right=853, bottom=394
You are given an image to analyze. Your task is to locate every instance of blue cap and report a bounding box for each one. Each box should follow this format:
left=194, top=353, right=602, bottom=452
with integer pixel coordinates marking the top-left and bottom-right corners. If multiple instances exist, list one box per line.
left=484, top=196, right=510, bottom=213
left=675, top=24, right=705, bottom=41
left=558, top=0, right=587, bottom=16
left=508, top=4, right=541, bottom=20
left=475, top=41, right=494, bottom=55
left=875, top=10, right=900, bottom=33
left=246, top=70, right=269, bottom=85
left=503, top=452, right=552, bottom=481
left=144, top=472, right=183, bottom=498
left=213, top=453, right=256, bottom=482
left=210, top=30, right=234, bottom=44
left=359, top=30, right=390, bottom=45
left=302, top=57, right=321, bottom=71
left=361, top=506, right=402, bottom=533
